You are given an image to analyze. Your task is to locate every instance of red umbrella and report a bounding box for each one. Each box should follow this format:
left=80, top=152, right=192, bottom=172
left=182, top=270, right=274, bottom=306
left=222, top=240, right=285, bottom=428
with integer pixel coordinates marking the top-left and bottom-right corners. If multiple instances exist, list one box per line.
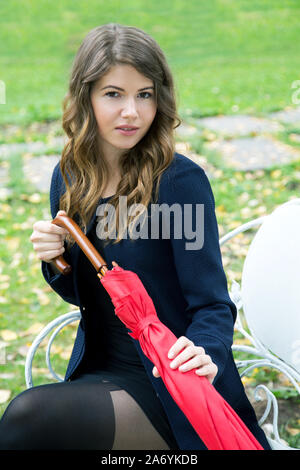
left=51, top=213, right=263, bottom=450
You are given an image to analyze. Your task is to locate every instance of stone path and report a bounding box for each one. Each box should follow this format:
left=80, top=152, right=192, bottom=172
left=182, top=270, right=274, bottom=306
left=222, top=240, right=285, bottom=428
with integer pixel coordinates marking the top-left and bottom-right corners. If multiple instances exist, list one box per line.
left=0, top=106, right=299, bottom=193
left=193, top=114, right=283, bottom=137
left=175, top=107, right=300, bottom=172
left=0, top=136, right=63, bottom=159
left=204, top=135, right=300, bottom=171
left=22, top=154, right=60, bottom=192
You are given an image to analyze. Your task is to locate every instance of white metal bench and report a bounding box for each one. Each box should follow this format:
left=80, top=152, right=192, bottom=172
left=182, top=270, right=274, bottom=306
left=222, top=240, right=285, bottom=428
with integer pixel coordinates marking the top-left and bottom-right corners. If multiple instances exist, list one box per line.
left=220, top=198, right=300, bottom=450
left=25, top=199, right=300, bottom=450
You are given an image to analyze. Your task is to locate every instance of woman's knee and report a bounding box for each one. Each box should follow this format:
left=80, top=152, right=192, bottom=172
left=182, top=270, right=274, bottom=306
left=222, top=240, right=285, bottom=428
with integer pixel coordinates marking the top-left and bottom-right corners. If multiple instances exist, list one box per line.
left=2, top=388, right=37, bottom=425
left=0, top=386, right=47, bottom=449
left=0, top=390, right=34, bottom=450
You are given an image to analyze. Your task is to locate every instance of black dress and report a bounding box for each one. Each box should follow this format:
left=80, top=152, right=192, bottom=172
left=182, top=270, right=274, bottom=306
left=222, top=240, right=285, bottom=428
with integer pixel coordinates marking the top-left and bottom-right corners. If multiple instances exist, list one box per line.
left=74, top=218, right=179, bottom=450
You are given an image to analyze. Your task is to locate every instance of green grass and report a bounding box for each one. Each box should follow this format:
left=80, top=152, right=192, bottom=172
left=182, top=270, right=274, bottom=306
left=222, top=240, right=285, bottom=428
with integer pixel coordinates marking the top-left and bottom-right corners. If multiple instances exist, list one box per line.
left=1, top=0, right=300, bottom=125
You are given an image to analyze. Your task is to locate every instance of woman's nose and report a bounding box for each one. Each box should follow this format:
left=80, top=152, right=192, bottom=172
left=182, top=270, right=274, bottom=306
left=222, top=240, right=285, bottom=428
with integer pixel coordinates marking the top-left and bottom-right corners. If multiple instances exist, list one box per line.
left=121, top=98, right=138, bottom=119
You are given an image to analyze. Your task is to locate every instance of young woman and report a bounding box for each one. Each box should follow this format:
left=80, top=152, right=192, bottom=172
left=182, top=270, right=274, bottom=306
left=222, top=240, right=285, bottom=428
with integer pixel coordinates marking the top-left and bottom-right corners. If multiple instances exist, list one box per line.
left=0, top=23, right=271, bottom=450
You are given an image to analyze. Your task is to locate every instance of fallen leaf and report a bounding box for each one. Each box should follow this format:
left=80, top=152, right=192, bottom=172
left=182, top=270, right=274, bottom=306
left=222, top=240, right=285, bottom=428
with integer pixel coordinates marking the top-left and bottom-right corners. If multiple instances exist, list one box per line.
left=248, top=199, right=259, bottom=207
left=0, top=282, right=9, bottom=290
left=228, top=220, right=242, bottom=230
left=241, top=376, right=255, bottom=386
left=31, top=367, right=52, bottom=375
left=216, top=204, right=226, bottom=215
left=59, top=345, right=73, bottom=360
left=6, top=238, right=20, bottom=251
left=16, top=206, right=25, bottom=215
left=17, top=345, right=30, bottom=357
left=271, top=169, right=282, bottom=179
left=0, top=389, right=11, bottom=404
left=234, top=338, right=252, bottom=346
left=241, top=207, right=252, bottom=218
left=0, top=330, right=18, bottom=341
left=43, top=285, right=52, bottom=293
left=286, top=425, right=300, bottom=436
left=0, top=372, right=16, bottom=380
left=10, top=253, right=22, bottom=268
left=235, top=173, right=244, bottom=182
left=32, top=287, right=50, bottom=305
left=1, top=204, right=11, bottom=213
left=19, top=322, right=44, bottom=337
left=28, top=193, right=41, bottom=203
left=278, top=374, right=293, bottom=387
left=13, top=220, right=35, bottom=230
left=49, top=344, right=63, bottom=355
left=0, top=373, right=15, bottom=379
left=262, top=188, right=273, bottom=196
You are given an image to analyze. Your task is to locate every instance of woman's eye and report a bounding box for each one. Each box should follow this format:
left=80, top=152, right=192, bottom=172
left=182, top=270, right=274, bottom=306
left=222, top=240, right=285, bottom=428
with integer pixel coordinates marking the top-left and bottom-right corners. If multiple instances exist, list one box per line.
left=104, top=91, right=152, bottom=99
left=105, top=91, right=120, bottom=98
left=138, top=92, right=152, bottom=99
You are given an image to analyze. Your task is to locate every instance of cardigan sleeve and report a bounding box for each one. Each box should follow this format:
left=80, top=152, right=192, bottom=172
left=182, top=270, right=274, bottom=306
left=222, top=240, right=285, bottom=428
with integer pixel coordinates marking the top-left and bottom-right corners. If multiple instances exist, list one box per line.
left=161, top=156, right=237, bottom=384
left=41, top=162, right=79, bottom=306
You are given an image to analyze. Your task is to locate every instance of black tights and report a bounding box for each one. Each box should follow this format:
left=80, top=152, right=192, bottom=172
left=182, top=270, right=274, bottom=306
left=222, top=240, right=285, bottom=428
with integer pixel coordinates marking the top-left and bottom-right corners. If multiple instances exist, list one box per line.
left=0, top=376, right=171, bottom=450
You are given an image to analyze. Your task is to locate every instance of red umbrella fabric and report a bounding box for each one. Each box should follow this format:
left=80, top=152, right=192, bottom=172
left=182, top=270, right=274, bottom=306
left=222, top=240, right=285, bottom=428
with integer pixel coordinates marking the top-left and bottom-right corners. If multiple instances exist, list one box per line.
left=100, top=265, right=263, bottom=451
left=51, top=214, right=263, bottom=450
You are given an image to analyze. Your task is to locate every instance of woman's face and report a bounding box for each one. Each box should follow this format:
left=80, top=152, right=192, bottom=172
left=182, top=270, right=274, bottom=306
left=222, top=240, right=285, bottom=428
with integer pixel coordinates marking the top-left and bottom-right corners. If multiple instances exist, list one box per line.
left=90, top=64, right=157, bottom=158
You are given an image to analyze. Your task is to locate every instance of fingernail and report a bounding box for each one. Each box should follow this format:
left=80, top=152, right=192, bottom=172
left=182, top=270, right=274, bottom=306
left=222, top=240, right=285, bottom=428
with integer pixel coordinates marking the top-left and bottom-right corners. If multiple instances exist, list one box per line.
left=170, top=361, right=176, bottom=368
left=168, top=351, right=174, bottom=359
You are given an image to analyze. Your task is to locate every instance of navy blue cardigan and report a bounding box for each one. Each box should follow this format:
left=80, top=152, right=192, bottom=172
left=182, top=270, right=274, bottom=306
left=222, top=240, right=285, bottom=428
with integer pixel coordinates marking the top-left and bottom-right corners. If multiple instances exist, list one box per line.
left=41, top=152, right=270, bottom=450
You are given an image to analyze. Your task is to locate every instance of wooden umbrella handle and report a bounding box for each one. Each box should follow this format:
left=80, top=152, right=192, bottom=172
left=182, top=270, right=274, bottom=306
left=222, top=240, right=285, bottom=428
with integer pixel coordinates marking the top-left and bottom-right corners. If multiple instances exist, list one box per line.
left=51, top=213, right=108, bottom=276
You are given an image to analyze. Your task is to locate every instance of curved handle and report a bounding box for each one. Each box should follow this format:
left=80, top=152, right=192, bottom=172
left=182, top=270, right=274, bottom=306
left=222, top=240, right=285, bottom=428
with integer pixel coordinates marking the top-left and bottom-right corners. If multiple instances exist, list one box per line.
left=51, top=214, right=108, bottom=277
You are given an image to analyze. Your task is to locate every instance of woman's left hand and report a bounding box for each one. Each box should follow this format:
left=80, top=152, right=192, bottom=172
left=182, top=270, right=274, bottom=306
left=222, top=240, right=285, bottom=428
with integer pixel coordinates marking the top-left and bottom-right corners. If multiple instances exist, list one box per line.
left=152, top=336, right=218, bottom=384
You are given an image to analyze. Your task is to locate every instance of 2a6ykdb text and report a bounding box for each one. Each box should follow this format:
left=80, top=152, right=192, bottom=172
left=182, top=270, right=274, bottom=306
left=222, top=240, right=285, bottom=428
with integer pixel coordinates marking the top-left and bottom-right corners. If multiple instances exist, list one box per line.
left=100, top=453, right=198, bottom=466
left=144, top=454, right=198, bottom=464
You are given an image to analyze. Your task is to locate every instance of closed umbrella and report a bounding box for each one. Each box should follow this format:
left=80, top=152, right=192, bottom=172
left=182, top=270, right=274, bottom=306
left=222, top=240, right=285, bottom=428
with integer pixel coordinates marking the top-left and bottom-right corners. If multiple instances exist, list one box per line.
left=51, top=213, right=263, bottom=450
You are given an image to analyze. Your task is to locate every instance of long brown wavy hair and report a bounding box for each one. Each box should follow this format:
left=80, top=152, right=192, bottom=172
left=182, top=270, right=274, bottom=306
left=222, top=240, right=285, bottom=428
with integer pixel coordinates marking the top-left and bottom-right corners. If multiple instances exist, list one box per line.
left=60, top=23, right=181, bottom=246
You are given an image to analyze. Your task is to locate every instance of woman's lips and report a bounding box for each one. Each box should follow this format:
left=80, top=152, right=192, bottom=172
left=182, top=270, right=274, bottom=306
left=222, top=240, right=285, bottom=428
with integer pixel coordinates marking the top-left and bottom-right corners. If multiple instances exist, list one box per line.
left=116, top=127, right=139, bottom=136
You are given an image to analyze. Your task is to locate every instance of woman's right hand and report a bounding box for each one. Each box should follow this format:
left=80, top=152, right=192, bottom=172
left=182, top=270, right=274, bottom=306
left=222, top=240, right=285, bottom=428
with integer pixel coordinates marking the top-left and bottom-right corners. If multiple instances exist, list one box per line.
left=30, top=210, right=69, bottom=263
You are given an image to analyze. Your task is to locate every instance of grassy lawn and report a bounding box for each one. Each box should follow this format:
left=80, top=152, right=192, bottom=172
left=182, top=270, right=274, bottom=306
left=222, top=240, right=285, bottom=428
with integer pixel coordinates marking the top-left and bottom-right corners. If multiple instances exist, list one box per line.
left=0, top=0, right=300, bottom=448
left=1, top=0, right=300, bottom=124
